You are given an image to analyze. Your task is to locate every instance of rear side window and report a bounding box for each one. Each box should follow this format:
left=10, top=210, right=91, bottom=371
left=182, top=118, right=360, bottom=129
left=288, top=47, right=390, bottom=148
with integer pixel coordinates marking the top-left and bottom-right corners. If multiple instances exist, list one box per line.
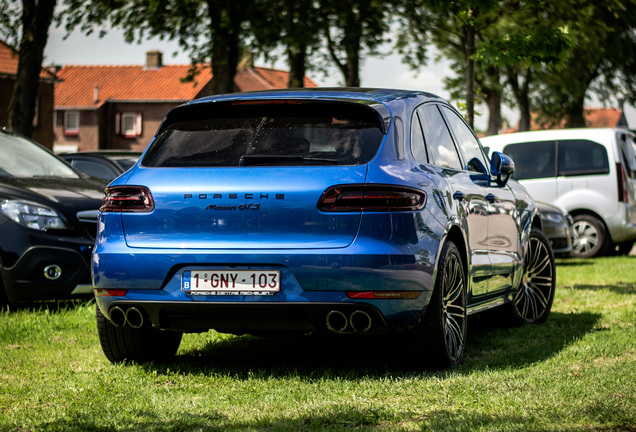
left=142, top=101, right=384, bottom=167
left=440, top=106, right=489, bottom=173
left=503, top=141, right=556, bottom=180
left=558, top=139, right=609, bottom=176
left=618, top=133, right=636, bottom=179
left=416, top=104, right=462, bottom=170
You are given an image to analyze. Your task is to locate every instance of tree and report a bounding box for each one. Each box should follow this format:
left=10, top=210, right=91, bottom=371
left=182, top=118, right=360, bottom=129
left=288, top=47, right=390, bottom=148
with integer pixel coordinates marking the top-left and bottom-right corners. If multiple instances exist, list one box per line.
left=399, top=0, right=501, bottom=128
left=320, top=0, right=392, bottom=87
left=249, top=0, right=323, bottom=88
left=62, top=0, right=253, bottom=95
left=533, top=0, right=636, bottom=128
left=1, top=0, right=56, bottom=138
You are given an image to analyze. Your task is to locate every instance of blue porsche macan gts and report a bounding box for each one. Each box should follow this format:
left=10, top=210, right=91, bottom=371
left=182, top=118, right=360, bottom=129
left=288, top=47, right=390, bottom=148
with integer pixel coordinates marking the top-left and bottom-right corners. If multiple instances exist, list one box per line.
left=93, top=88, right=556, bottom=369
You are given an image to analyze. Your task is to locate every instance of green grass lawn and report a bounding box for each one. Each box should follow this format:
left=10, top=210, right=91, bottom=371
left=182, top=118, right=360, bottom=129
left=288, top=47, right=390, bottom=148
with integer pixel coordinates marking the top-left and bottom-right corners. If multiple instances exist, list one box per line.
left=1, top=256, right=634, bottom=431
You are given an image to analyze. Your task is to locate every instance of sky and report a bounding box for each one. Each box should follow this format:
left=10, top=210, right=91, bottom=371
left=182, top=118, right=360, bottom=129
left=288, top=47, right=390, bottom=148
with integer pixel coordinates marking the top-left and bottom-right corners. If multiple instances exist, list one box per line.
left=44, top=25, right=635, bottom=131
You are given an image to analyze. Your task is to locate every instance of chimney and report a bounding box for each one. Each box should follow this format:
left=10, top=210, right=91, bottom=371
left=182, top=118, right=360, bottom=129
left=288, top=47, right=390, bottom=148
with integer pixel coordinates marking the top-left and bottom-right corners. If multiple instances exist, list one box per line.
left=94, top=85, right=99, bottom=104
left=145, top=50, right=163, bottom=69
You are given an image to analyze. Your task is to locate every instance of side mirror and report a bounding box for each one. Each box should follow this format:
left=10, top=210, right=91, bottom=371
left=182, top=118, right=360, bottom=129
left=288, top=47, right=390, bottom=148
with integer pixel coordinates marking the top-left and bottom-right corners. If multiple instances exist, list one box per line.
left=490, top=151, right=515, bottom=186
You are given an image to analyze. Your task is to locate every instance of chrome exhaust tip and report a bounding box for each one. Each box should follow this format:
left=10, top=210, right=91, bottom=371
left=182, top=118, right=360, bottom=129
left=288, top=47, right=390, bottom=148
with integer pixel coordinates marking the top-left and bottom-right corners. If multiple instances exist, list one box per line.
left=109, top=306, right=127, bottom=327
left=350, top=310, right=372, bottom=333
left=125, top=307, right=144, bottom=329
left=326, top=310, right=348, bottom=333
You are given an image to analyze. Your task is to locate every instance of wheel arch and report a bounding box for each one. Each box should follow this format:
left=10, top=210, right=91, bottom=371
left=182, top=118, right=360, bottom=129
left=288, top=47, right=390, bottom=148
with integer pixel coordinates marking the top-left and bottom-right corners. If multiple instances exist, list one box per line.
left=443, top=224, right=468, bottom=287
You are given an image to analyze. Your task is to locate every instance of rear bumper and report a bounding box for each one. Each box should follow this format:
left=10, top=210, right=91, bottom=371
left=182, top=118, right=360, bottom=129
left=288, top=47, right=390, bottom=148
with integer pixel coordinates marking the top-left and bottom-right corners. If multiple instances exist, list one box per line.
left=95, top=280, right=433, bottom=335
left=605, top=204, right=636, bottom=243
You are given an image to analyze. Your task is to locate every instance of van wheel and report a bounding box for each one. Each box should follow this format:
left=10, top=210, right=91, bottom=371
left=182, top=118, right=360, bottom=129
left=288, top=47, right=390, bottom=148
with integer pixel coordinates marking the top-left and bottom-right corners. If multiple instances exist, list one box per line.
left=96, top=306, right=183, bottom=363
left=571, top=215, right=608, bottom=258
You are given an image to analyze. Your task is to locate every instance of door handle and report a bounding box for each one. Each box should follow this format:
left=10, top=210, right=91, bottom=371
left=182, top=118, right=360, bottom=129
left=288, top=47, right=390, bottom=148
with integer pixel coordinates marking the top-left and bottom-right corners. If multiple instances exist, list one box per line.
left=453, top=191, right=465, bottom=201
left=485, top=193, right=497, bottom=203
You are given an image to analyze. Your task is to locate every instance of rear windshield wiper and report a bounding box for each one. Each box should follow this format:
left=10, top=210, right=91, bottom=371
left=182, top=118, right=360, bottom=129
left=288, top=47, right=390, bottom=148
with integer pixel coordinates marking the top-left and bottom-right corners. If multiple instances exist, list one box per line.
left=239, top=155, right=339, bottom=166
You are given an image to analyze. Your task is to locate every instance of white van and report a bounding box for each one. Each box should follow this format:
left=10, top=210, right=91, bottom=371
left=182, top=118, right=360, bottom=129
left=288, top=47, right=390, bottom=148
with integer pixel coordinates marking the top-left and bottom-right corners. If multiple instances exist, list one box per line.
left=481, top=128, right=636, bottom=258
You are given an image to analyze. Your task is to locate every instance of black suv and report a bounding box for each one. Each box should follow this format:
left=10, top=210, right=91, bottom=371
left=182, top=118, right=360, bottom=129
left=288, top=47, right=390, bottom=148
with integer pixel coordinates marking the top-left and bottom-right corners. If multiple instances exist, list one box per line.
left=0, top=129, right=105, bottom=304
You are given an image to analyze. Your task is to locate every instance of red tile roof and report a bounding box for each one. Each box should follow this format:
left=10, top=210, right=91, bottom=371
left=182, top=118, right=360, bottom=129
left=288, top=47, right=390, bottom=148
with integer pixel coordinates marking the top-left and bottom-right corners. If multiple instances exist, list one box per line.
left=0, top=40, right=56, bottom=80
left=584, top=107, right=623, bottom=128
left=55, top=62, right=318, bottom=109
left=55, top=64, right=213, bottom=108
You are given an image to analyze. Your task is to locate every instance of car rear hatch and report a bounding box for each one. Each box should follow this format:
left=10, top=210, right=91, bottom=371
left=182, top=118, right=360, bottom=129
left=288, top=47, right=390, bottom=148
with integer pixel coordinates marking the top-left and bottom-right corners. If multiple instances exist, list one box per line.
left=118, top=99, right=387, bottom=250
left=617, top=131, right=636, bottom=226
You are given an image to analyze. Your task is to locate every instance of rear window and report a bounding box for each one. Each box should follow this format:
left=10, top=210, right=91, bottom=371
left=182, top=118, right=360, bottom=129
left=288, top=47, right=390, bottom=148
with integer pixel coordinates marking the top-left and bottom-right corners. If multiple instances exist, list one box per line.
left=142, top=101, right=385, bottom=167
left=558, top=139, right=609, bottom=176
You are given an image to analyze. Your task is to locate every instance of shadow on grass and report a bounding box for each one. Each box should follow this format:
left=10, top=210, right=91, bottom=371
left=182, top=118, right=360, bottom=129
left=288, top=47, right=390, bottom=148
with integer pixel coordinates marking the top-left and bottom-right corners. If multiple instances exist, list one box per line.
left=137, top=309, right=600, bottom=379
left=563, top=283, right=636, bottom=295
left=38, top=404, right=397, bottom=432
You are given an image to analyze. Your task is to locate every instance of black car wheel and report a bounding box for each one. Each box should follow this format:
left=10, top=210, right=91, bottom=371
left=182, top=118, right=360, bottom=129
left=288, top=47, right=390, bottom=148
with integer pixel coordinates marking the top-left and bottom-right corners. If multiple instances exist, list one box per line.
left=96, top=306, right=183, bottom=363
left=400, top=240, right=467, bottom=370
left=571, top=214, right=608, bottom=258
left=508, top=228, right=555, bottom=325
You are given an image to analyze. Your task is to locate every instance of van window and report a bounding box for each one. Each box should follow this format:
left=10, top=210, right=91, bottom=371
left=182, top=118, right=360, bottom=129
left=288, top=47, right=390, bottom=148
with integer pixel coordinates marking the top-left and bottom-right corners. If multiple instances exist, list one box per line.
left=503, top=141, right=557, bottom=180
left=558, top=139, right=609, bottom=177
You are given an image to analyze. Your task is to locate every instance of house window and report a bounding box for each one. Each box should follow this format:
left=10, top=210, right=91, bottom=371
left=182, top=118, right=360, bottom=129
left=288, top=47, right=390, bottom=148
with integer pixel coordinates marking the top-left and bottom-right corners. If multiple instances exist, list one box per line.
left=64, top=111, right=80, bottom=135
left=116, top=112, right=142, bottom=138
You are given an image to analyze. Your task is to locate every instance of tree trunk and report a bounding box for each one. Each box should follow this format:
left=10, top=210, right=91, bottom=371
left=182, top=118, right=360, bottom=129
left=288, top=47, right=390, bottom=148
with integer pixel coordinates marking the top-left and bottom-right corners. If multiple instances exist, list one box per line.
left=287, top=45, right=307, bottom=88
left=207, top=0, right=243, bottom=95
left=485, top=89, right=501, bottom=136
left=507, top=68, right=532, bottom=132
left=464, top=22, right=476, bottom=129
left=9, top=0, right=56, bottom=139
left=564, top=95, right=587, bottom=128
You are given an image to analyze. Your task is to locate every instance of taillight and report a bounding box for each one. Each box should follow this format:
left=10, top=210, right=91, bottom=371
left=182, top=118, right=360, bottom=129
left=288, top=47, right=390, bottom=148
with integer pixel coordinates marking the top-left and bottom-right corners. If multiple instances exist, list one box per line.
left=317, top=184, right=426, bottom=212
left=100, top=186, right=154, bottom=212
left=617, top=163, right=628, bottom=203
left=94, top=289, right=128, bottom=297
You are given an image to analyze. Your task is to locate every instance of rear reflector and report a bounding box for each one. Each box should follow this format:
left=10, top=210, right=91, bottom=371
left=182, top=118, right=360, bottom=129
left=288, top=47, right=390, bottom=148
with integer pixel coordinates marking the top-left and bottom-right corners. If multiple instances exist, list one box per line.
left=100, top=186, right=154, bottom=212
left=318, top=184, right=426, bottom=212
left=95, top=289, right=128, bottom=297
left=347, top=291, right=421, bottom=299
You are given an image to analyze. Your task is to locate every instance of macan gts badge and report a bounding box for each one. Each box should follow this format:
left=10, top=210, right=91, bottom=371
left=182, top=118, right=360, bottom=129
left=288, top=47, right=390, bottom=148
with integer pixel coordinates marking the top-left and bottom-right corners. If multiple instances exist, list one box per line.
left=92, top=88, right=556, bottom=370
left=186, top=192, right=285, bottom=212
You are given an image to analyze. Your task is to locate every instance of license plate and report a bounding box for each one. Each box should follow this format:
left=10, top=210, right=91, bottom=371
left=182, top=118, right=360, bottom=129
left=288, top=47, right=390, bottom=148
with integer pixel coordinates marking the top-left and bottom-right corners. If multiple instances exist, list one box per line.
left=182, top=270, right=280, bottom=295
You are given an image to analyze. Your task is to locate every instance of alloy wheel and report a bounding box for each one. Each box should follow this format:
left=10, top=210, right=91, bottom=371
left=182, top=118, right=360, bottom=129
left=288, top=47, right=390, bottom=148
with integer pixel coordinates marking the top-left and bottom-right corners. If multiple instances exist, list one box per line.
left=514, top=232, right=555, bottom=323
left=442, top=252, right=466, bottom=363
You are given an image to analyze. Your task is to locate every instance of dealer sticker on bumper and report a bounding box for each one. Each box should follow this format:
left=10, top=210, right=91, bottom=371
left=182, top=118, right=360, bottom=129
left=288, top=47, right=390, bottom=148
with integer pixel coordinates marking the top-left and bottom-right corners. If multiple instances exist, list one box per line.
left=182, top=270, right=280, bottom=295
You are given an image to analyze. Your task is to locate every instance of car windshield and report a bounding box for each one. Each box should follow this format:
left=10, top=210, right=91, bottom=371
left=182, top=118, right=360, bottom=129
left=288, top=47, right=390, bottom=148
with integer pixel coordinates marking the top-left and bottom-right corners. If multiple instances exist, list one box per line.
left=142, top=101, right=385, bottom=167
left=0, top=132, right=80, bottom=179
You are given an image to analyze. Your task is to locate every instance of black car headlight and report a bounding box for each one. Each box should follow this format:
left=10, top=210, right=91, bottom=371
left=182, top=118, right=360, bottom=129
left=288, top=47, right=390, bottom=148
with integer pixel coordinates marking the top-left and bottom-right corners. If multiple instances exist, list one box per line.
left=0, top=200, right=68, bottom=231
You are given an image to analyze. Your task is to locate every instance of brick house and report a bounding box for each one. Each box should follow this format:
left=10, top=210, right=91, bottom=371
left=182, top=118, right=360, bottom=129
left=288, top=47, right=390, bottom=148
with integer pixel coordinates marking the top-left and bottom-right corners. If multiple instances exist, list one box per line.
left=0, top=40, right=57, bottom=149
left=54, top=51, right=317, bottom=153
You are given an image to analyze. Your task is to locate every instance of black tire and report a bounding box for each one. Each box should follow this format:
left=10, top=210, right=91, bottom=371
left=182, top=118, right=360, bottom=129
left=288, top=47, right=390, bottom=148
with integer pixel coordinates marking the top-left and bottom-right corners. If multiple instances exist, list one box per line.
left=571, top=214, right=608, bottom=258
left=96, top=306, right=183, bottom=363
left=398, top=241, right=467, bottom=370
left=506, top=228, right=555, bottom=325
left=0, top=277, right=8, bottom=310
